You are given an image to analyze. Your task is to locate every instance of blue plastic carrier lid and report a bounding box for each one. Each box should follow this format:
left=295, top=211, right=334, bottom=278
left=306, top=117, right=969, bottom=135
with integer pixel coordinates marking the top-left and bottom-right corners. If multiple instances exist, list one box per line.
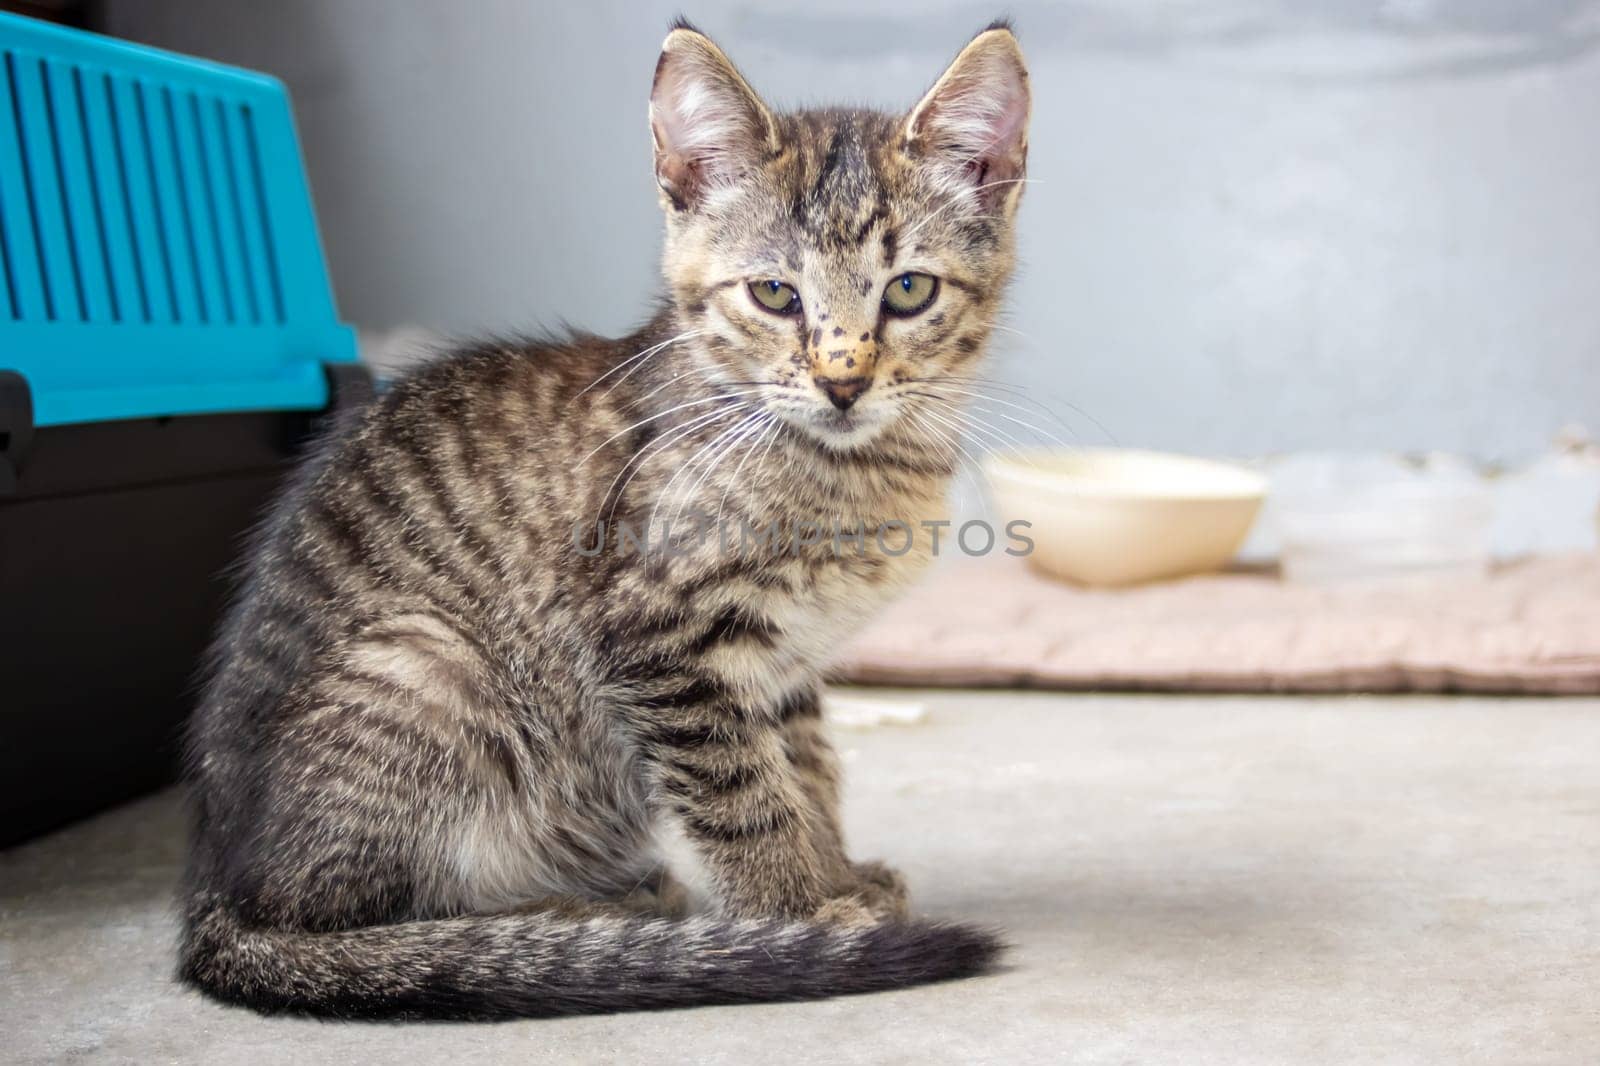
left=0, top=12, right=356, bottom=427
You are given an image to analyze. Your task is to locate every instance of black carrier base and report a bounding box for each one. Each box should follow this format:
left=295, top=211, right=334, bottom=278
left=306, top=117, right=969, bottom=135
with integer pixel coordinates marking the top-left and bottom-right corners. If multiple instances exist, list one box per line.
left=0, top=366, right=371, bottom=847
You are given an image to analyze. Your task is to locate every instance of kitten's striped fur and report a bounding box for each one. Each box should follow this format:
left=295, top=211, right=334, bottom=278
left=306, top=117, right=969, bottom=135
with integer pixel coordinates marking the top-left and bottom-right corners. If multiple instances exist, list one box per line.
left=181, top=19, right=1030, bottom=1018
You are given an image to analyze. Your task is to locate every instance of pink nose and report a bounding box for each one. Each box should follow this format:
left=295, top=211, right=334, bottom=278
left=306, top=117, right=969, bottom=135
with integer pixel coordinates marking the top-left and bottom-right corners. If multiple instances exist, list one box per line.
left=816, top=376, right=870, bottom=410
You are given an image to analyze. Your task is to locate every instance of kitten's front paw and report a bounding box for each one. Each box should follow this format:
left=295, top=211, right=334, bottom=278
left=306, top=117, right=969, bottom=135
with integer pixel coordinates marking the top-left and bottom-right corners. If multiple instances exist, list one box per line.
left=813, top=891, right=894, bottom=928
left=848, top=859, right=909, bottom=907
left=815, top=862, right=911, bottom=927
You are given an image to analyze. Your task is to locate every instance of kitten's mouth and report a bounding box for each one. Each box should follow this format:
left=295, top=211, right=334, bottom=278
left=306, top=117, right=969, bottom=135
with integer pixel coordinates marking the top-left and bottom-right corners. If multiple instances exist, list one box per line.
left=803, top=405, right=888, bottom=449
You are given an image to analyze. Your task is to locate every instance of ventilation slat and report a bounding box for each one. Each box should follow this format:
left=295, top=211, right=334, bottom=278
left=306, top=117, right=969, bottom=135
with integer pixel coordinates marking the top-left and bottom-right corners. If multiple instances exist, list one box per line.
left=8, top=50, right=76, bottom=320
left=47, top=59, right=115, bottom=321
left=109, top=74, right=172, bottom=322
left=139, top=81, right=200, bottom=322
left=0, top=51, right=46, bottom=320
left=209, top=97, right=259, bottom=323
left=32, top=56, right=87, bottom=320
left=0, top=54, right=11, bottom=320
left=235, top=102, right=284, bottom=323
left=0, top=180, right=12, bottom=320
left=166, top=86, right=225, bottom=323
left=194, top=91, right=250, bottom=323
left=79, top=65, right=144, bottom=323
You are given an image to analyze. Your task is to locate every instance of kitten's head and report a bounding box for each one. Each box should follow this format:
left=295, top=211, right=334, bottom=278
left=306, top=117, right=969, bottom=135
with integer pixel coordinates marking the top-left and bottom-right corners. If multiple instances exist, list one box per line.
left=649, top=20, right=1030, bottom=450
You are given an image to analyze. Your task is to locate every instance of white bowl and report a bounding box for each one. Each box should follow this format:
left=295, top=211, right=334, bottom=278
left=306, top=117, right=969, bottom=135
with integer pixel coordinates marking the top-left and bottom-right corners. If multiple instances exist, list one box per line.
left=1267, top=454, right=1494, bottom=584
left=984, top=449, right=1267, bottom=587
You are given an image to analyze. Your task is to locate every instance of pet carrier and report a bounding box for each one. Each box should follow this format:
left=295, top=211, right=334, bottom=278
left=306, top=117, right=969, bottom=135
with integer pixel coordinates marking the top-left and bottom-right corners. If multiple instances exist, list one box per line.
left=1, top=12, right=369, bottom=844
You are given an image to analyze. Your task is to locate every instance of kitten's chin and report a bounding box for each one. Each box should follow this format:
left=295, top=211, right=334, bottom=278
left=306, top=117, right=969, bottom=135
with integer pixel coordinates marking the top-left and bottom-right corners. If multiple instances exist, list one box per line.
left=794, top=406, right=892, bottom=452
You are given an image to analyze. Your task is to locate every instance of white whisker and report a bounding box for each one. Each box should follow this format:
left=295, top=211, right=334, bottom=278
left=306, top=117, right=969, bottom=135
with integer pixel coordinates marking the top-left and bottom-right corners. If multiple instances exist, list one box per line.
left=902, top=409, right=984, bottom=498
left=577, top=388, right=771, bottom=467
left=576, top=328, right=706, bottom=398
left=653, top=413, right=757, bottom=540
left=900, top=177, right=1042, bottom=241
left=920, top=373, right=1113, bottom=444
left=914, top=383, right=1078, bottom=450
left=666, top=409, right=769, bottom=535
left=595, top=402, right=745, bottom=530
left=716, top=414, right=777, bottom=525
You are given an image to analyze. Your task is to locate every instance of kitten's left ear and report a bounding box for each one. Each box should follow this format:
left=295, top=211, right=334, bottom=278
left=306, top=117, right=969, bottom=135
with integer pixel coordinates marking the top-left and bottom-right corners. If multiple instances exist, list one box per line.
left=903, top=23, right=1031, bottom=212
left=649, top=23, right=779, bottom=211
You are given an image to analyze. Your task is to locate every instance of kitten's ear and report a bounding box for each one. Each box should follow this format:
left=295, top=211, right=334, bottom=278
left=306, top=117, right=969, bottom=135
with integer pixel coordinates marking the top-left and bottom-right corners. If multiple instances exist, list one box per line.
left=649, top=23, right=778, bottom=210
left=903, top=23, right=1031, bottom=212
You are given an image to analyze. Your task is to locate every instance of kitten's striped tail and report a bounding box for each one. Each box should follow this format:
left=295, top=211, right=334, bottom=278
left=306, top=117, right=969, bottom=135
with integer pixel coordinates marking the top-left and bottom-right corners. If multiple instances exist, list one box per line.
left=179, top=900, right=1003, bottom=1019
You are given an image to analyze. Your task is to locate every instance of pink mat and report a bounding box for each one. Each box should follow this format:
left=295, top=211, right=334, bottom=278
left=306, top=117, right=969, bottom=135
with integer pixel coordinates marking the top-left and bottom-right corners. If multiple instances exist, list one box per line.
left=835, top=553, right=1600, bottom=695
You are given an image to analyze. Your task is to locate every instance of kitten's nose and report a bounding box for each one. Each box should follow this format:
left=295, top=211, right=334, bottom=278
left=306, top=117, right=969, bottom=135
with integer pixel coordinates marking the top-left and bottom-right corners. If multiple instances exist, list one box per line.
left=817, top=376, right=870, bottom=410
left=808, top=321, right=877, bottom=410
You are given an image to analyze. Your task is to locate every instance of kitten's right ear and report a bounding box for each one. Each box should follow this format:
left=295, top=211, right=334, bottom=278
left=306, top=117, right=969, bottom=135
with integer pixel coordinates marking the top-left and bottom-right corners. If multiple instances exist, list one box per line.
left=649, top=23, right=778, bottom=211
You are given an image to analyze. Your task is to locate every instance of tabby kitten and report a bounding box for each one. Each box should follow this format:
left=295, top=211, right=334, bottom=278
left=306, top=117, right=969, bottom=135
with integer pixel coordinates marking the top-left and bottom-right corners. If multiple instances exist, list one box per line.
left=181, top=19, right=1031, bottom=1019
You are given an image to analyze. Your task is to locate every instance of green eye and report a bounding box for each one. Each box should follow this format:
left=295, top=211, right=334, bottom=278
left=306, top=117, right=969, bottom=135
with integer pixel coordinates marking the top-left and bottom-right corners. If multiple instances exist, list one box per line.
left=749, top=279, right=802, bottom=314
left=882, top=272, right=939, bottom=316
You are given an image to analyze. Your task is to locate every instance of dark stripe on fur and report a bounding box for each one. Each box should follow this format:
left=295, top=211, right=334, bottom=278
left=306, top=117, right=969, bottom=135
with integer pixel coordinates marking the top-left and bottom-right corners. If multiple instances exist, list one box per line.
left=685, top=805, right=795, bottom=843
left=776, top=689, right=822, bottom=722
left=690, top=606, right=782, bottom=654
left=635, top=676, right=729, bottom=712
left=643, top=721, right=725, bottom=749
left=665, top=757, right=762, bottom=795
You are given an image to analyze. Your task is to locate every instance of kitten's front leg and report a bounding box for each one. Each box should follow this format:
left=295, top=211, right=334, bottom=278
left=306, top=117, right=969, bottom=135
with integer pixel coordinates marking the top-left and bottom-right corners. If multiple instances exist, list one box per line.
left=639, top=677, right=898, bottom=922
left=777, top=687, right=909, bottom=920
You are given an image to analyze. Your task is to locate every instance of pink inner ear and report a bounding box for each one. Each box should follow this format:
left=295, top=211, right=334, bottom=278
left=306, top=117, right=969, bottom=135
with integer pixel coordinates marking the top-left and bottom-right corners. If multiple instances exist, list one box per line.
left=651, top=65, right=711, bottom=167
left=985, top=88, right=1029, bottom=163
left=650, top=46, right=766, bottom=204
left=946, top=75, right=1026, bottom=165
left=962, top=86, right=1027, bottom=188
left=914, top=46, right=1030, bottom=194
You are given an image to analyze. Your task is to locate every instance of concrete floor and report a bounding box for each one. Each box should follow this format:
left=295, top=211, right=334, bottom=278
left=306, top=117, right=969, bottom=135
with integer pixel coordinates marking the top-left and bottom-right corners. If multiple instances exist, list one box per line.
left=2, top=690, right=1597, bottom=1064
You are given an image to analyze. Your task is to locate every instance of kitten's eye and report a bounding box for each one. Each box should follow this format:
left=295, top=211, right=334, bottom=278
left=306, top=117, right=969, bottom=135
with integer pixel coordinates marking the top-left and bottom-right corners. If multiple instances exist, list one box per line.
left=882, top=273, right=939, bottom=316
left=748, top=280, right=802, bottom=315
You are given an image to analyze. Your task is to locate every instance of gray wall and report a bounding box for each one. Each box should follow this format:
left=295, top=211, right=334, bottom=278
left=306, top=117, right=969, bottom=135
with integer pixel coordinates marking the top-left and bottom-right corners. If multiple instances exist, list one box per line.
left=106, top=0, right=1600, bottom=460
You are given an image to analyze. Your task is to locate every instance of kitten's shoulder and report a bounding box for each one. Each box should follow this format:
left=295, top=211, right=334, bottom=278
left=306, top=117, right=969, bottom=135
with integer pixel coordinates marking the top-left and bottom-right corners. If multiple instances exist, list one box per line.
left=381, top=329, right=620, bottom=404
left=310, top=324, right=666, bottom=476
left=345, top=327, right=662, bottom=439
